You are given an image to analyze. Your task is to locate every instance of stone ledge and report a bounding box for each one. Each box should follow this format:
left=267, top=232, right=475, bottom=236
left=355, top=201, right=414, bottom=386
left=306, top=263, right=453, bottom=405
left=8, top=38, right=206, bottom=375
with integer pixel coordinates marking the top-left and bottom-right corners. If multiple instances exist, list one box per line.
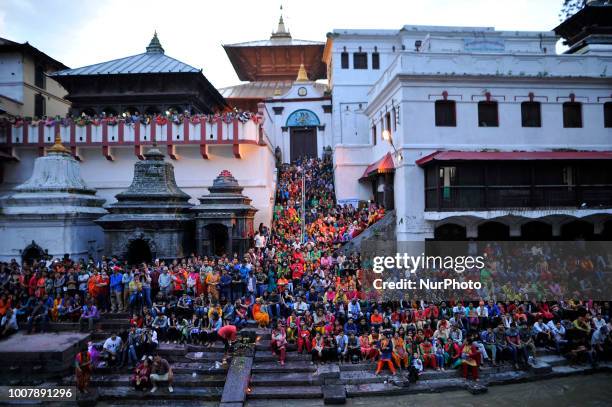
left=323, top=384, right=346, bottom=405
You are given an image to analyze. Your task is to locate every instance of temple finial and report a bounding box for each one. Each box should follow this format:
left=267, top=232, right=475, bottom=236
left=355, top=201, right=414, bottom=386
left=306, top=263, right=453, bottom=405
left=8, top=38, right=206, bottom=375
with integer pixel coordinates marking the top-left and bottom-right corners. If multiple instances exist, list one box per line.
left=271, top=4, right=291, bottom=39
left=146, top=31, right=165, bottom=54
left=296, top=63, right=309, bottom=82
left=48, top=133, right=71, bottom=155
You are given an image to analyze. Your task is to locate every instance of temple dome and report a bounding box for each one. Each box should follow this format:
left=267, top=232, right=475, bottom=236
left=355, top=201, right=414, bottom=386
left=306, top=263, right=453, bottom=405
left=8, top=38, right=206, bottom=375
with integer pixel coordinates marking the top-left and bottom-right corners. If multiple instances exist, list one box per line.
left=0, top=136, right=105, bottom=216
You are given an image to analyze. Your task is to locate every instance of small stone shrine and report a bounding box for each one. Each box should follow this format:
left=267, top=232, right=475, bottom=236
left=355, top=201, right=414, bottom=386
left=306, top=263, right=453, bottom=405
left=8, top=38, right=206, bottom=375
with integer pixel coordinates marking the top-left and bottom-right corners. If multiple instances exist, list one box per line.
left=0, top=135, right=106, bottom=263
left=192, top=170, right=257, bottom=257
left=95, top=146, right=193, bottom=263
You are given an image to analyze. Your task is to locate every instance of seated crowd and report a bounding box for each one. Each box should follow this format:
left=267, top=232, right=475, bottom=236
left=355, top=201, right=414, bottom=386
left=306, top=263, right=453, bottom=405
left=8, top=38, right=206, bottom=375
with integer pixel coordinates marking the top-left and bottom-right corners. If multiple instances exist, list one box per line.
left=0, top=156, right=611, bottom=392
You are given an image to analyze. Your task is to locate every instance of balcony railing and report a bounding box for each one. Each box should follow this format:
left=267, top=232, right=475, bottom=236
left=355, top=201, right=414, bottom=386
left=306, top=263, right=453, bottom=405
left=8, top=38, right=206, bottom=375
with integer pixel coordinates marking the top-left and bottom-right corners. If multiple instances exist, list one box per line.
left=0, top=114, right=266, bottom=161
left=425, top=184, right=612, bottom=211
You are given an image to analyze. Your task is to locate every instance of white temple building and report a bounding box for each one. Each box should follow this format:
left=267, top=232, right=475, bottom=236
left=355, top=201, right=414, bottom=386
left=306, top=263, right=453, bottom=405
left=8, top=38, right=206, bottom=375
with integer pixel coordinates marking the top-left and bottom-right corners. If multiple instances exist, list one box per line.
left=1, top=2, right=612, bottom=262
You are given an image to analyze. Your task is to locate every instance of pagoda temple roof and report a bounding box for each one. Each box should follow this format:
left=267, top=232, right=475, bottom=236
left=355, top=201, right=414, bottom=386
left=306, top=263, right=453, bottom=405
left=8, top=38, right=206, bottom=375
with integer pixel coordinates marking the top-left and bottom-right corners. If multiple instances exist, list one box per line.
left=224, top=38, right=324, bottom=48
left=219, top=80, right=327, bottom=99
left=222, top=14, right=326, bottom=82
left=51, top=33, right=200, bottom=76
left=554, top=0, right=612, bottom=50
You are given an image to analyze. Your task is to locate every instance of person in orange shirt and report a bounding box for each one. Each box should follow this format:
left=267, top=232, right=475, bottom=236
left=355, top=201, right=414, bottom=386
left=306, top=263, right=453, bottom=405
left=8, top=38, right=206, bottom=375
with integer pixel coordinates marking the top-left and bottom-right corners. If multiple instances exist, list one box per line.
left=206, top=270, right=220, bottom=302
left=253, top=298, right=270, bottom=328
left=88, top=271, right=100, bottom=304
left=392, top=332, right=409, bottom=369
left=0, top=294, right=12, bottom=317
left=370, top=309, right=383, bottom=330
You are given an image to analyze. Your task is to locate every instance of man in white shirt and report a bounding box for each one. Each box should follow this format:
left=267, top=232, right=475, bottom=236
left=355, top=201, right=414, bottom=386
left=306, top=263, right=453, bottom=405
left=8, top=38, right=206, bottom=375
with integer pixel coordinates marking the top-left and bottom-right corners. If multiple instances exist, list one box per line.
left=294, top=297, right=309, bottom=316
left=103, top=333, right=123, bottom=367
left=0, top=308, right=18, bottom=339
left=254, top=231, right=266, bottom=249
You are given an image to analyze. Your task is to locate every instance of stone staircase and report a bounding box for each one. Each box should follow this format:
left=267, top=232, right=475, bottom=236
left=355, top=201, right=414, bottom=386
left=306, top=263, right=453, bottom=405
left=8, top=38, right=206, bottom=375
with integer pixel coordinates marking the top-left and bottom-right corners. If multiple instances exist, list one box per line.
left=51, top=312, right=227, bottom=405
left=246, top=334, right=612, bottom=404
left=40, top=308, right=612, bottom=405
left=60, top=341, right=227, bottom=404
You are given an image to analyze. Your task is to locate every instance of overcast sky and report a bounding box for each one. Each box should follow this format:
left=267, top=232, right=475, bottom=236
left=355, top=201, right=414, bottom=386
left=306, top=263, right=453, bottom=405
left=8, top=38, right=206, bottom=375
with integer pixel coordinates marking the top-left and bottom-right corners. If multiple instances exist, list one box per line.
left=0, top=0, right=566, bottom=88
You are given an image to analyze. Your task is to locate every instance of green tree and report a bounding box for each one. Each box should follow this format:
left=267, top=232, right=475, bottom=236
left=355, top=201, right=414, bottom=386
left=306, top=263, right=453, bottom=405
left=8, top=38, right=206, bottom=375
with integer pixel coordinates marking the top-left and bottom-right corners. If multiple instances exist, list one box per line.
left=559, top=0, right=587, bottom=20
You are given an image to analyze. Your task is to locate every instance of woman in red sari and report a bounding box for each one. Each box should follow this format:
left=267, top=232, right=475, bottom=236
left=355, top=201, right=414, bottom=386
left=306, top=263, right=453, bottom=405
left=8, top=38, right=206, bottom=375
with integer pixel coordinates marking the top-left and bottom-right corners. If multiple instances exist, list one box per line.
left=74, top=349, right=92, bottom=394
left=130, top=357, right=152, bottom=391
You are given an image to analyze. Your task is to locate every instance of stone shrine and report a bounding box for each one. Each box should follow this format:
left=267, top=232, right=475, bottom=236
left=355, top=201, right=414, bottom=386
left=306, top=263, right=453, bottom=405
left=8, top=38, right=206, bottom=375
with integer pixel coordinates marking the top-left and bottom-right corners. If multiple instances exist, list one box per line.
left=95, top=146, right=193, bottom=263
left=0, top=135, right=106, bottom=263
left=193, top=170, right=257, bottom=257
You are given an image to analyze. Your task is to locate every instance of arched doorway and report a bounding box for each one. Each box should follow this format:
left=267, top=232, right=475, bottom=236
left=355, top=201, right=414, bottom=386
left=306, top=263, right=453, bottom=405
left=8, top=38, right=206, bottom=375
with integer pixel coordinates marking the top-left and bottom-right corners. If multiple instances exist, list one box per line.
left=521, top=221, right=553, bottom=241
left=145, top=106, right=160, bottom=115
left=22, top=242, right=45, bottom=265
left=432, top=223, right=467, bottom=256
left=561, top=220, right=594, bottom=240
left=478, top=221, right=510, bottom=240
left=205, top=224, right=228, bottom=256
left=126, top=239, right=152, bottom=265
left=434, top=223, right=467, bottom=240
left=287, top=109, right=320, bottom=162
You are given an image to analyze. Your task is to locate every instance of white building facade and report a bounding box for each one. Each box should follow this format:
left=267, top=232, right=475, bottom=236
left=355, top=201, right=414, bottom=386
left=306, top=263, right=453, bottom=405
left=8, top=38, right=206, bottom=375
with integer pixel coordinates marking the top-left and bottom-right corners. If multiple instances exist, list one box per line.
left=325, top=24, right=612, bottom=241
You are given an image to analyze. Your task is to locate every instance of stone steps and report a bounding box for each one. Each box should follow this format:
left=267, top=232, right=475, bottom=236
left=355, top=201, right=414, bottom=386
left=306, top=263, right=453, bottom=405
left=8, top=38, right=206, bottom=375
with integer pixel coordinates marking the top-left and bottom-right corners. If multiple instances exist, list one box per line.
left=537, top=354, right=568, bottom=367
left=100, top=312, right=132, bottom=319
left=92, top=362, right=227, bottom=376
left=103, top=401, right=218, bottom=407
left=250, top=372, right=322, bottom=386
left=247, top=385, right=323, bottom=399
left=345, top=377, right=472, bottom=397
left=339, top=364, right=517, bottom=384
left=251, top=360, right=316, bottom=373
left=253, top=352, right=311, bottom=363
left=65, top=373, right=226, bottom=387
left=97, top=385, right=223, bottom=401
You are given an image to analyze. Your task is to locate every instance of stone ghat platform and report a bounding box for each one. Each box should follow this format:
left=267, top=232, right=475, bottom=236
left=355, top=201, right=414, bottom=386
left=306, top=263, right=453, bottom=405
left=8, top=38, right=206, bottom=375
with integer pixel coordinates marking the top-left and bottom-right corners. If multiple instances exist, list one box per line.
left=4, top=317, right=611, bottom=406
left=0, top=331, right=90, bottom=383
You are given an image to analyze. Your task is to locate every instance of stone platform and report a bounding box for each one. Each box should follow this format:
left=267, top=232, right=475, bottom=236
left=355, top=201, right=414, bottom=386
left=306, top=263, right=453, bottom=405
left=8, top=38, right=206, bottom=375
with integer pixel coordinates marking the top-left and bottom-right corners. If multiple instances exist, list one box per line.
left=0, top=331, right=90, bottom=382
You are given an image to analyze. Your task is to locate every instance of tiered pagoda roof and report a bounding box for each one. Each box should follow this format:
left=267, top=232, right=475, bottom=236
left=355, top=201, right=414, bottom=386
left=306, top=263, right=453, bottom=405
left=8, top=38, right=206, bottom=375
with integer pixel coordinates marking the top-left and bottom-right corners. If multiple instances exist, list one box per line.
left=223, top=15, right=326, bottom=82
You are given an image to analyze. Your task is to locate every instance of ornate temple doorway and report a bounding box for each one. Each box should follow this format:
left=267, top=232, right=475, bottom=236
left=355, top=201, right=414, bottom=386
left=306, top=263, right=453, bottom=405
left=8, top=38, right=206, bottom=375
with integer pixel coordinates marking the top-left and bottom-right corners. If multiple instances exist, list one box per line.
left=205, top=223, right=229, bottom=256
left=290, top=127, right=317, bottom=162
left=126, top=239, right=152, bottom=265
left=22, top=241, right=45, bottom=265
left=287, top=109, right=320, bottom=162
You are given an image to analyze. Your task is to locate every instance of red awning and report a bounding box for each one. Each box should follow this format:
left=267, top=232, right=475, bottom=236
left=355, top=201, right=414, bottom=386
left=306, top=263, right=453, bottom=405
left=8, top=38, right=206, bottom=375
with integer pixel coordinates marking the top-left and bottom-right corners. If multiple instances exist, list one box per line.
left=416, top=150, right=612, bottom=166
left=360, top=152, right=395, bottom=180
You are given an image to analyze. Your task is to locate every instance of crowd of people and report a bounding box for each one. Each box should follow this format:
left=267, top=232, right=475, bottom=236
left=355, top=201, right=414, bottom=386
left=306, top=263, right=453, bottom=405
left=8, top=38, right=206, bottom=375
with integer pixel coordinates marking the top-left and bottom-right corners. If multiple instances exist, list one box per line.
left=1, top=156, right=611, bottom=394
left=5, top=108, right=258, bottom=129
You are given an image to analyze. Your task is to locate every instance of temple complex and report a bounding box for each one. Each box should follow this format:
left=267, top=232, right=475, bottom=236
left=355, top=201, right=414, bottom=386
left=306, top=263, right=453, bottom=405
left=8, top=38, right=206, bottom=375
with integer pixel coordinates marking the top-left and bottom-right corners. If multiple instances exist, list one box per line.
left=1, top=3, right=612, bottom=262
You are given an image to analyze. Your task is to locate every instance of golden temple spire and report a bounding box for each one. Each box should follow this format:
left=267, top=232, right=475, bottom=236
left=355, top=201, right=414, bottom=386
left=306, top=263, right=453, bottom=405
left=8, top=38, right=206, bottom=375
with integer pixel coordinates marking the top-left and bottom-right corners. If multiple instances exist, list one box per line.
left=47, top=134, right=71, bottom=155
left=296, top=63, right=309, bottom=82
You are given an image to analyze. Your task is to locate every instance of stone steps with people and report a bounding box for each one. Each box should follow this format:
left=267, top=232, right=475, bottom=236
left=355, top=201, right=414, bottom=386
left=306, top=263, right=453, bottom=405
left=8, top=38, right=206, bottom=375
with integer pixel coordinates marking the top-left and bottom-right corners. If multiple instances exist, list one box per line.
left=244, top=341, right=606, bottom=401
left=65, top=372, right=226, bottom=387
left=96, top=385, right=223, bottom=401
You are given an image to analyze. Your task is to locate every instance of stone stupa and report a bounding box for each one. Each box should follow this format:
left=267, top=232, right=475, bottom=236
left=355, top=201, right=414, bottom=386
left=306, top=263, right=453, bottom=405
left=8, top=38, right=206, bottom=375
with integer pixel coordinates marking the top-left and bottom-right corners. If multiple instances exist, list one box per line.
left=192, top=170, right=257, bottom=257
left=0, top=135, right=107, bottom=263
left=95, top=145, right=194, bottom=263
